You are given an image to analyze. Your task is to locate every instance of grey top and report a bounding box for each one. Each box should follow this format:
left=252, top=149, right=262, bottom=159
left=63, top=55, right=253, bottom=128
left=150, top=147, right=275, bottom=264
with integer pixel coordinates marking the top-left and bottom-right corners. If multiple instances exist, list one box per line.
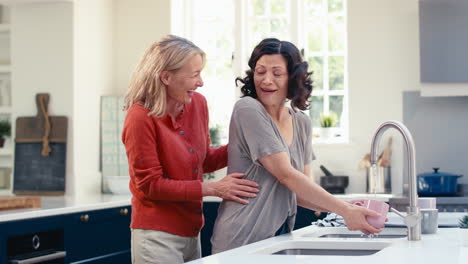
left=211, top=97, right=315, bottom=253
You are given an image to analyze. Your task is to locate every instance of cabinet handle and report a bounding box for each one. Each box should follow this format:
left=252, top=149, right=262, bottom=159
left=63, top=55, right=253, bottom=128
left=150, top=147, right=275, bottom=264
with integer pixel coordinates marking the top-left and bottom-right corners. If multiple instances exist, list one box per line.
left=80, top=214, right=89, bottom=223
left=120, top=208, right=129, bottom=216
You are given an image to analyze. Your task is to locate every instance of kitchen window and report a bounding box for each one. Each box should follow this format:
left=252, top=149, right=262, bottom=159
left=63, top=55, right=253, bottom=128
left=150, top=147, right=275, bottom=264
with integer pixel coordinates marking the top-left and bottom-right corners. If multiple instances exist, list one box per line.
left=172, top=0, right=348, bottom=143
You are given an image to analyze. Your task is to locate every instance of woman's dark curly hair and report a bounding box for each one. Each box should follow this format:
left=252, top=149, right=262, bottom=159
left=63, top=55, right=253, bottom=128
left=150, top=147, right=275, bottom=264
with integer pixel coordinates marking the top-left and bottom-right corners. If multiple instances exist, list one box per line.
left=236, top=38, right=313, bottom=110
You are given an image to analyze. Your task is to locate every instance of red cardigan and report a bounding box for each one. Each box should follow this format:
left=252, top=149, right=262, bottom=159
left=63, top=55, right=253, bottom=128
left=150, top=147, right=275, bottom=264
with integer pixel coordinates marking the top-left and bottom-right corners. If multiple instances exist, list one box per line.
left=122, top=92, right=227, bottom=237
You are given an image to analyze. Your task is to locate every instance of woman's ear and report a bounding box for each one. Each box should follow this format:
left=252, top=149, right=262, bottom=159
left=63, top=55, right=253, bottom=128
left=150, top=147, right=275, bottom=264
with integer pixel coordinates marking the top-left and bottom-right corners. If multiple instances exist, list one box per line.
left=160, top=70, right=171, bottom=86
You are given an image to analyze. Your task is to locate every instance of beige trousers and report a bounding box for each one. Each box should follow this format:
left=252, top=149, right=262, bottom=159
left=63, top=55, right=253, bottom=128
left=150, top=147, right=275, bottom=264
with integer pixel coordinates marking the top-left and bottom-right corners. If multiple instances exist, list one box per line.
left=131, top=229, right=201, bottom=264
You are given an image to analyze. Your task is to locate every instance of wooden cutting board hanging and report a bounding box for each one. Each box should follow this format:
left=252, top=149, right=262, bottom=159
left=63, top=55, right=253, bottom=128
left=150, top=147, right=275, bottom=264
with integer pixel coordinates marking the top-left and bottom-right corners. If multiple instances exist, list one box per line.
left=13, top=93, right=68, bottom=195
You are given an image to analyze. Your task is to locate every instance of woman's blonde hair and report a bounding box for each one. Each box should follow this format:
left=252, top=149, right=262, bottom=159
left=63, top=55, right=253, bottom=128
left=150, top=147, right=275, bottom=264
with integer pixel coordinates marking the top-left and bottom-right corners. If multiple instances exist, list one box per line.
left=124, top=35, right=205, bottom=117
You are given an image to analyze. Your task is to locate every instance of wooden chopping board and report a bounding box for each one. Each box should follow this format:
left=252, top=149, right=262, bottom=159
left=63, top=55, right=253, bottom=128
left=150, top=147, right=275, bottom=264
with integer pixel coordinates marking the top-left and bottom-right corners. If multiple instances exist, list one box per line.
left=13, top=93, right=68, bottom=195
left=0, top=196, right=41, bottom=211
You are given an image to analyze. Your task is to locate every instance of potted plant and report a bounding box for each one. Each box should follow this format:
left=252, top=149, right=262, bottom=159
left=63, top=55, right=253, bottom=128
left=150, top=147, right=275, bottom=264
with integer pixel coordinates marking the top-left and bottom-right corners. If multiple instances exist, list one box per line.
left=0, top=119, right=11, bottom=148
left=459, top=214, right=468, bottom=247
left=204, top=125, right=223, bottom=181
left=319, top=112, right=337, bottom=140
left=209, top=125, right=222, bottom=147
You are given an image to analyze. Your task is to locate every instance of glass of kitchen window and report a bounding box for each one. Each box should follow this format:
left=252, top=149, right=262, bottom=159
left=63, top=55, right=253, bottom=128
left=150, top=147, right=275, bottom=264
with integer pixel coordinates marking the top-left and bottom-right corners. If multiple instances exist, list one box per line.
left=307, top=20, right=323, bottom=52
left=305, top=0, right=323, bottom=19
left=309, top=96, right=324, bottom=127
left=308, top=56, right=324, bottom=90
left=250, top=21, right=269, bottom=51
left=191, top=0, right=235, bottom=132
left=328, top=15, right=345, bottom=51
left=271, top=0, right=288, bottom=16
left=329, top=95, right=343, bottom=127
left=252, top=0, right=266, bottom=16
left=328, top=0, right=343, bottom=13
left=270, top=18, right=288, bottom=38
left=328, top=56, right=344, bottom=90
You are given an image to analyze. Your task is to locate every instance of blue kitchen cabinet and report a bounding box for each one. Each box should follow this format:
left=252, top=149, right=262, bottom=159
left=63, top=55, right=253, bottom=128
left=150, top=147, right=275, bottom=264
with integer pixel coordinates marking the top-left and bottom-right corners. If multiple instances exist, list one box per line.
left=0, top=213, right=66, bottom=264
left=65, top=206, right=131, bottom=264
left=201, top=201, right=220, bottom=257
left=0, top=206, right=131, bottom=264
left=294, top=206, right=326, bottom=230
left=201, top=202, right=323, bottom=257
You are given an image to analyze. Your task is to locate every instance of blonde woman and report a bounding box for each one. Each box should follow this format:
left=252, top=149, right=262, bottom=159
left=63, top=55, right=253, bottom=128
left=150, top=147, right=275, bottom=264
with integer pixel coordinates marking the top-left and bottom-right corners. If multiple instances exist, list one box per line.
left=122, top=35, right=259, bottom=264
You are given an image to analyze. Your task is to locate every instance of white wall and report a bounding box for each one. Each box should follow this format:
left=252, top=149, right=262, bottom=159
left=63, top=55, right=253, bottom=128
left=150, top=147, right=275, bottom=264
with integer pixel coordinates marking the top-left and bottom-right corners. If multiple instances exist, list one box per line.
left=70, top=0, right=171, bottom=196
left=73, top=0, right=114, bottom=197
left=10, top=2, right=74, bottom=191
left=312, top=0, right=420, bottom=193
left=8, top=0, right=171, bottom=196
left=113, top=0, right=171, bottom=95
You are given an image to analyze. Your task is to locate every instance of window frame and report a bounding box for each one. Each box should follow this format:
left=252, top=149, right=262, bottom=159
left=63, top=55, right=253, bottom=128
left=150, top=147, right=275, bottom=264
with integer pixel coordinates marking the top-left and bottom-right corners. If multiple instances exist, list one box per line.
left=171, top=0, right=349, bottom=143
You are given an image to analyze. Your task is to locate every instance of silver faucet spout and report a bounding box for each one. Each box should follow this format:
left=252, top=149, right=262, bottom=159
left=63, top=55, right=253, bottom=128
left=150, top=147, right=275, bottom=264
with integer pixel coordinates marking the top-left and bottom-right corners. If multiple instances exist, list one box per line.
left=370, top=120, right=421, bottom=241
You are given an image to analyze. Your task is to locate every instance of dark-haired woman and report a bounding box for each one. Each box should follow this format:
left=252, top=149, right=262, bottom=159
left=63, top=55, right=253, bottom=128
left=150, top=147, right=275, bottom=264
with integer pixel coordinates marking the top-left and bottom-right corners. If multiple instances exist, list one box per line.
left=211, top=38, right=381, bottom=253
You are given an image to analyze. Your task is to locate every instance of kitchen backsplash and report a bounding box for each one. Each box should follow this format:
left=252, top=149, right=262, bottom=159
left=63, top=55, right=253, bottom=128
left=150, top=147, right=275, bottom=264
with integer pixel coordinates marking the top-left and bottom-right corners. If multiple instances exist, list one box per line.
left=101, top=95, right=128, bottom=177
left=403, top=91, right=468, bottom=185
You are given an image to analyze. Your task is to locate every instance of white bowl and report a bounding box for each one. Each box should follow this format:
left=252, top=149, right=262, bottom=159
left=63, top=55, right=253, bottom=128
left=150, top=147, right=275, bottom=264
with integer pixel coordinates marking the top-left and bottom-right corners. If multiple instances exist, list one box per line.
left=104, top=176, right=131, bottom=194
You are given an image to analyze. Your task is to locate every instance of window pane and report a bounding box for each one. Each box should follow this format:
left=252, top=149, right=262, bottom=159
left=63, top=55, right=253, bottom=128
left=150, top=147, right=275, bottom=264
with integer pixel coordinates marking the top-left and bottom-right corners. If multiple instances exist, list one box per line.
left=191, top=0, right=235, bottom=131
left=193, top=0, right=228, bottom=19
left=250, top=21, right=269, bottom=50
left=328, top=0, right=343, bottom=13
left=330, top=95, right=343, bottom=127
left=271, top=0, right=288, bottom=16
left=270, top=18, right=288, bottom=37
left=310, top=96, right=324, bottom=127
left=308, top=56, right=323, bottom=90
left=251, top=0, right=266, bottom=16
left=328, top=56, right=344, bottom=90
left=328, top=15, right=345, bottom=51
left=305, top=0, right=323, bottom=18
left=307, top=21, right=322, bottom=52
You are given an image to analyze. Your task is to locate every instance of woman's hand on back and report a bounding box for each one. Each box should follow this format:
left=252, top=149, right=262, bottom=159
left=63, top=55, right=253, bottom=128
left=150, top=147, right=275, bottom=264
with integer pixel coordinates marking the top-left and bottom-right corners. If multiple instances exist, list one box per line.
left=202, top=173, right=259, bottom=204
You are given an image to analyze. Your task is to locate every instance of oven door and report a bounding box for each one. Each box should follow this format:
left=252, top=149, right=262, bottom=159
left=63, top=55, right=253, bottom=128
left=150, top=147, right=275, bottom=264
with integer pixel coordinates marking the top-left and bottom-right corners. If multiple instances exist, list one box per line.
left=9, top=250, right=66, bottom=264
left=8, top=230, right=66, bottom=264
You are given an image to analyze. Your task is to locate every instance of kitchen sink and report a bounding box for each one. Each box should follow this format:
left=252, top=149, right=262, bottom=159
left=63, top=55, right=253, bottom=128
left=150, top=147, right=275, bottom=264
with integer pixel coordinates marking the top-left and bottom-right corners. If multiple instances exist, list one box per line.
left=254, top=240, right=392, bottom=256
left=300, top=227, right=407, bottom=239
left=318, top=233, right=405, bottom=238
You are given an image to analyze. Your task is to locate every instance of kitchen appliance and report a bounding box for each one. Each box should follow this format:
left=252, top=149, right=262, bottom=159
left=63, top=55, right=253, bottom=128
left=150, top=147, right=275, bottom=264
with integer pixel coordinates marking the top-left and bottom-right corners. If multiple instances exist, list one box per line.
left=417, top=168, right=463, bottom=196
left=319, top=165, right=349, bottom=194
left=7, top=229, right=66, bottom=264
left=13, top=93, right=68, bottom=195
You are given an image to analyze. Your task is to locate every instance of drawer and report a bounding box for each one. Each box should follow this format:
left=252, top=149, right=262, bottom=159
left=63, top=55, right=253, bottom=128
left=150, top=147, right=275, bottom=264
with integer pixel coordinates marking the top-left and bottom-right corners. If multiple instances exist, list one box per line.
left=64, top=206, right=131, bottom=262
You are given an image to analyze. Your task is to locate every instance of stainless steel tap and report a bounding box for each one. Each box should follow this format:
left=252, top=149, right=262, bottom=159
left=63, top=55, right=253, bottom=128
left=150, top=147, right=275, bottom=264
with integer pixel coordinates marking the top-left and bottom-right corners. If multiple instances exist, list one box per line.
left=370, top=120, right=421, bottom=241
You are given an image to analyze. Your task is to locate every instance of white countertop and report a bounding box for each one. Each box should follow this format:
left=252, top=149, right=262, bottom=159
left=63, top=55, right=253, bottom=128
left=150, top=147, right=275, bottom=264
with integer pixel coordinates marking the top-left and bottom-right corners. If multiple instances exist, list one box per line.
left=333, top=193, right=395, bottom=201
left=188, top=212, right=468, bottom=264
left=203, top=193, right=396, bottom=203
left=0, top=194, right=132, bottom=223
left=0, top=192, right=412, bottom=223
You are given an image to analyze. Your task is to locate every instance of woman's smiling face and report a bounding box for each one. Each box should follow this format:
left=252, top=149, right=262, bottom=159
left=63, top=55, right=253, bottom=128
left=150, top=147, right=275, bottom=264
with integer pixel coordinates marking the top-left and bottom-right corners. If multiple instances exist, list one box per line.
left=253, top=54, right=289, bottom=108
